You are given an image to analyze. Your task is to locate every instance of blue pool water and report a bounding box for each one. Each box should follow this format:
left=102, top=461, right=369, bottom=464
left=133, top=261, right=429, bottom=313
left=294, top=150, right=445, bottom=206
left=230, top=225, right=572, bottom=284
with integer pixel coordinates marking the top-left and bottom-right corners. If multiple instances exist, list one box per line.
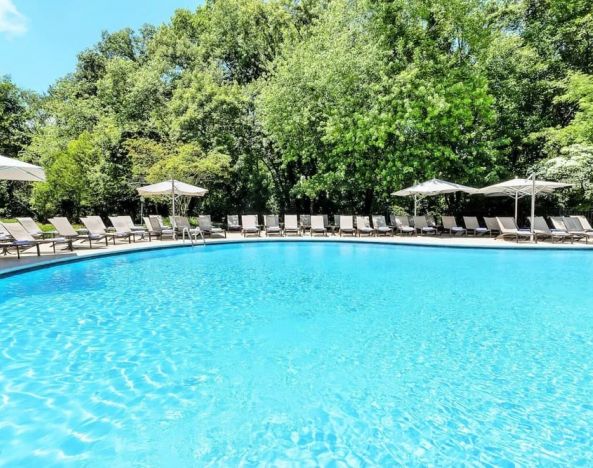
left=1, top=241, right=593, bottom=465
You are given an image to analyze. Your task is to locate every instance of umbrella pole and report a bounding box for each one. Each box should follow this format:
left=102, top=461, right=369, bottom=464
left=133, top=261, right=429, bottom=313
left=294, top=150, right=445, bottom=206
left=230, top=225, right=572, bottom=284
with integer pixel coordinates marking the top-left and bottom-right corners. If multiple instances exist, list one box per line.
left=171, top=180, right=176, bottom=239
left=514, top=192, right=518, bottom=223
left=414, top=195, right=417, bottom=217
left=530, top=174, right=536, bottom=243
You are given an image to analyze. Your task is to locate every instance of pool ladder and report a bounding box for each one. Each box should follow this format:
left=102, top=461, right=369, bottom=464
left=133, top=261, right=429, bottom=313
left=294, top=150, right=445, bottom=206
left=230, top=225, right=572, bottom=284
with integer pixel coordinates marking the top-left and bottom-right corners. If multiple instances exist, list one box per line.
left=181, top=227, right=206, bottom=247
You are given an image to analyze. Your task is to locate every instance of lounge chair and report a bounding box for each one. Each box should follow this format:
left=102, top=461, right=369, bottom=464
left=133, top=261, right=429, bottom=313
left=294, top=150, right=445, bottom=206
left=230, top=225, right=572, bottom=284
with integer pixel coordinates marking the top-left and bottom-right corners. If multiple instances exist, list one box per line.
left=284, top=215, right=301, bottom=236
left=118, top=215, right=146, bottom=232
left=356, top=216, right=375, bottom=237
left=372, top=215, right=393, bottom=236
left=241, top=215, right=260, bottom=237
left=109, top=216, right=146, bottom=242
left=1, top=222, right=72, bottom=258
left=226, top=215, right=241, bottom=232
left=483, top=217, right=501, bottom=236
left=300, top=214, right=311, bottom=234
left=81, top=217, right=132, bottom=244
left=198, top=215, right=226, bottom=238
left=49, top=217, right=108, bottom=248
left=146, top=216, right=176, bottom=240
left=172, top=216, right=202, bottom=240
left=393, top=216, right=415, bottom=235
left=17, top=217, right=56, bottom=239
left=264, top=214, right=283, bottom=236
left=573, top=216, right=593, bottom=232
left=496, top=217, right=534, bottom=243
left=413, top=216, right=437, bottom=236
left=562, top=217, right=593, bottom=243
left=463, top=216, right=489, bottom=236
left=442, top=216, right=466, bottom=236
left=528, top=216, right=573, bottom=243
left=338, top=216, right=355, bottom=236
left=310, top=215, right=327, bottom=236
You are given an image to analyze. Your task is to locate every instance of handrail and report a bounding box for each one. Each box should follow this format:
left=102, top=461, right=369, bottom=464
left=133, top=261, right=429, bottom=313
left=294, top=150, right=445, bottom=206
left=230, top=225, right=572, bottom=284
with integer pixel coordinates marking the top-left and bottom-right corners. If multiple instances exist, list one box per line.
left=181, top=227, right=206, bottom=246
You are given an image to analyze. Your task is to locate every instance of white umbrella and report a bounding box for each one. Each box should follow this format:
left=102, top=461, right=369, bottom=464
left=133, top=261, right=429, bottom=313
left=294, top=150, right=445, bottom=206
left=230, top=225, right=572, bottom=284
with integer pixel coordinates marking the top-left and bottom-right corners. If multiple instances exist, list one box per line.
left=137, top=179, right=208, bottom=226
left=0, top=154, right=46, bottom=182
left=477, top=177, right=571, bottom=224
left=392, top=178, right=478, bottom=216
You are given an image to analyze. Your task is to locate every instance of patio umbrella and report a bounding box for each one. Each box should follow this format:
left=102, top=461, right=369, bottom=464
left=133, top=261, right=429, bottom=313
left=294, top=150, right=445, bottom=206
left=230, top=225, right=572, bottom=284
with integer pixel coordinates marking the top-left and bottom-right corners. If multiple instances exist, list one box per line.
left=137, top=179, right=208, bottom=224
left=392, top=179, right=478, bottom=216
left=476, top=177, right=571, bottom=224
left=0, top=154, right=46, bottom=182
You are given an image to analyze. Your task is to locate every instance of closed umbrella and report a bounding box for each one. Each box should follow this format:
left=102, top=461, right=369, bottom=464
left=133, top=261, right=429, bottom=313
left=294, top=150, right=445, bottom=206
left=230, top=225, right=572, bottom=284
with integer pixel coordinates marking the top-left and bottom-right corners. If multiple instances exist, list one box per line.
left=0, top=154, right=46, bottom=182
left=392, top=179, right=478, bottom=216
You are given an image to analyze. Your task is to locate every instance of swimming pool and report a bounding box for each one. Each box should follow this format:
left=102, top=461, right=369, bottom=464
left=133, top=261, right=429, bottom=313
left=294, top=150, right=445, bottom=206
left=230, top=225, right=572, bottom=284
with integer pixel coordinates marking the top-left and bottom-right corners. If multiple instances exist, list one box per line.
left=1, top=241, right=593, bottom=465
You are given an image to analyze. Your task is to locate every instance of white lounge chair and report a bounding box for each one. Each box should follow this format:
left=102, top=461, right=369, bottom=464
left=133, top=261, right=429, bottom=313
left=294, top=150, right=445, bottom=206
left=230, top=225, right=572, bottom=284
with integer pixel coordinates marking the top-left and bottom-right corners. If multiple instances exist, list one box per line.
left=338, top=216, right=355, bottom=236
left=226, top=215, right=241, bottom=232
left=561, top=217, right=593, bottom=243
left=483, top=217, right=501, bottom=236
left=442, top=216, right=466, bottom=236
left=496, top=217, right=534, bottom=243
left=241, top=215, right=260, bottom=237
left=393, top=216, right=414, bottom=235
left=356, top=216, right=375, bottom=237
left=310, top=215, right=327, bottom=236
left=372, top=215, right=393, bottom=236
left=283, top=215, right=301, bottom=236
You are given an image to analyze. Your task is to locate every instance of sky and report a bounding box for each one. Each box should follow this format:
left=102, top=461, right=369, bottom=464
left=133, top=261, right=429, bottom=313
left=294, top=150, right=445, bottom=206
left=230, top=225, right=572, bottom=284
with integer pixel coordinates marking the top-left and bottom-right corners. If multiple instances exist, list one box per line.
left=0, top=0, right=201, bottom=93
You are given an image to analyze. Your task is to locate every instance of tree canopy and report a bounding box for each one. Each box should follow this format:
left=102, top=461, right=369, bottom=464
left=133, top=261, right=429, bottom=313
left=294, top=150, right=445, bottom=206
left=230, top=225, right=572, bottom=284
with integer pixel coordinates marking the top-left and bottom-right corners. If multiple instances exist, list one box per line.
left=1, top=0, right=593, bottom=219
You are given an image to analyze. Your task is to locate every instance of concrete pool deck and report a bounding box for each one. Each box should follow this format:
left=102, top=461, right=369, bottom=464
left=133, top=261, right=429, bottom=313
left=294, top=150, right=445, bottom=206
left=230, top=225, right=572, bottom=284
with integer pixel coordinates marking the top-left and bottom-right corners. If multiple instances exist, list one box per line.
left=1, top=231, right=592, bottom=276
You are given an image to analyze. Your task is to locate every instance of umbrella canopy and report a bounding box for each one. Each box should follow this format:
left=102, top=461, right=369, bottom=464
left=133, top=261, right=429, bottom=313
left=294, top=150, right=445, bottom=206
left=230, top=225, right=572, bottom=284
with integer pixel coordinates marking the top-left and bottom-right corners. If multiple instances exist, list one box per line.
left=477, top=178, right=571, bottom=197
left=0, top=154, right=46, bottom=182
left=393, top=178, right=478, bottom=197
left=476, top=177, right=572, bottom=223
left=393, top=178, right=478, bottom=216
left=137, top=179, right=208, bottom=197
left=137, top=180, right=208, bottom=233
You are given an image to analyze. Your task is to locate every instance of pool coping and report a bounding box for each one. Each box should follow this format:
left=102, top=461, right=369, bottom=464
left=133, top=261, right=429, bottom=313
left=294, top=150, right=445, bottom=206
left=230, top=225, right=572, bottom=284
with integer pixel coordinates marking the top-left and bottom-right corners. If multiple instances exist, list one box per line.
left=1, top=236, right=592, bottom=279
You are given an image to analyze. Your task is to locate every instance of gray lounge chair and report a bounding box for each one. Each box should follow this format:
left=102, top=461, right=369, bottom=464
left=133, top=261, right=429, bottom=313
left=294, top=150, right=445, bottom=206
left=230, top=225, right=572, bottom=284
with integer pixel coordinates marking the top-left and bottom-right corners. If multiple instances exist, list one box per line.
left=283, top=215, right=301, bottom=236
left=372, top=215, right=393, bottom=236
left=300, top=214, right=311, bottom=234
left=484, top=217, right=501, bottom=236
left=310, top=215, right=327, bottom=236
left=2, top=222, right=72, bottom=258
left=82, top=217, right=132, bottom=244
left=442, top=216, right=466, bottom=236
left=496, top=217, right=534, bottom=243
left=241, top=215, right=260, bottom=237
left=198, top=215, right=226, bottom=238
left=226, top=215, right=241, bottom=231
left=110, top=216, right=146, bottom=241
left=393, top=216, right=415, bottom=235
left=49, top=217, right=108, bottom=248
left=528, top=216, right=573, bottom=243
left=356, top=216, right=375, bottom=237
left=173, top=216, right=202, bottom=240
left=338, top=216, right=355, bottom=236
left=562, top=217, right=593, bottom=243
left=264, top=214, right=282, bottom=236
left=573, top=216, right=593, bottom=232
left=413, top=216, right=437, bottom=236
left=463, top=216, right=489, bottom=236
left=118, top=215, right=146, bottom=232
left=17, top=217, right=56, bottom=239
left=146, top=216, right=175, bottom=240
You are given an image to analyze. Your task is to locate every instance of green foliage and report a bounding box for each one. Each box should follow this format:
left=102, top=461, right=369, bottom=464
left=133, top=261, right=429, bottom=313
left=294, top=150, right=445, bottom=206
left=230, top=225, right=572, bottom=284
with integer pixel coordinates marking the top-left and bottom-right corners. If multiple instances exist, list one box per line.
left=1, top=0, right=593, bottom=219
